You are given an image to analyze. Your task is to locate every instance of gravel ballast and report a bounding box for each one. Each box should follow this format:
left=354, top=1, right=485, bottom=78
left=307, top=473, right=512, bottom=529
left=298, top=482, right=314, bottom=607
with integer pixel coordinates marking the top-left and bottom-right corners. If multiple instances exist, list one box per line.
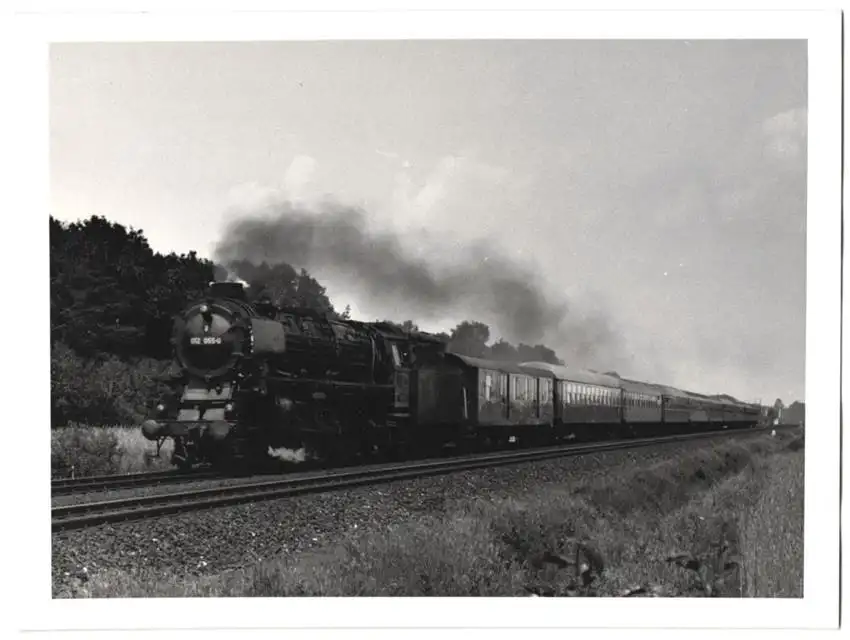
left=52, top=432, right=776, bottom=596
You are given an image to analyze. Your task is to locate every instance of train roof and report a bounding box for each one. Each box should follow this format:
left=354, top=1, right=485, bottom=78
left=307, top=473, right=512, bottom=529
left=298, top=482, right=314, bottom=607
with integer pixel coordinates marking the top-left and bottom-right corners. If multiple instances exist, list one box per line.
left=619, top=378, right=665, bottom=395
left=519, top=362, right=623, bottom=388
left=448, top=353, right=757, bottom=408
left=447, top=354, right=554, bottom=377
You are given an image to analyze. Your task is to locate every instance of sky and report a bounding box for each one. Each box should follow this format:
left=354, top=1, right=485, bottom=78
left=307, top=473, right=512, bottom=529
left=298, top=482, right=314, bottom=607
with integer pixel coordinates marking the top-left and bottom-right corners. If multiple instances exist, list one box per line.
left=49, top=40, right=807, bottom=404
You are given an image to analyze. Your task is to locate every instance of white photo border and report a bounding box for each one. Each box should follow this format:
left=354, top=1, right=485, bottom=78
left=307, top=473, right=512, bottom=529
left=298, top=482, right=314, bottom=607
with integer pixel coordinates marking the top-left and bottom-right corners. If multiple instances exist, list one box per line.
left=5, top=4, right=840, bottom=633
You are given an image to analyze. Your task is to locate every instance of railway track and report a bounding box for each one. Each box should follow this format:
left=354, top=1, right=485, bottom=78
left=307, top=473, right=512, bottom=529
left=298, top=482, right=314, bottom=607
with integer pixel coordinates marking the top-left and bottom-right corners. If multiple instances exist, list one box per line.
left=51, top=468, right=220, bottom=496
left=51, top=426, right=791, bottom=532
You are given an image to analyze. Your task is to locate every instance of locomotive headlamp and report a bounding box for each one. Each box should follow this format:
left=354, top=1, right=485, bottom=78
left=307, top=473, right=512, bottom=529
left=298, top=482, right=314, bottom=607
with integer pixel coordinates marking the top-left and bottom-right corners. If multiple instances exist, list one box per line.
left=225, top=403, right=234, bottom=413
left=200, top=304, right=209, bottom=314
left=156, top=403, right=166, bottom=413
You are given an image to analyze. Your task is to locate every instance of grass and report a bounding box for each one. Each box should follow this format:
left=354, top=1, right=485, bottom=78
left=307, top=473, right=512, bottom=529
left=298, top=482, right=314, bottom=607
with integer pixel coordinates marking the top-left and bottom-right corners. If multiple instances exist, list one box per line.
left=739, top=449, right=804, bottom=596
left=51, top=424, right=174, bottom=478
left=59, top=429, right=804, bottom=598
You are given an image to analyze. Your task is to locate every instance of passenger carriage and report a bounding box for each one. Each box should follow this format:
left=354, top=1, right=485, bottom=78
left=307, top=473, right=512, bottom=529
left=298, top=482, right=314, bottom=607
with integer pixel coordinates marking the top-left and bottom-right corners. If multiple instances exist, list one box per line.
left=657, top=385, right=697, bottom=426
left=521, top=362, right=623, bottom=440
left=619, top=378, right=663, bottom=426
left=413, top=354, right=555, bottom=446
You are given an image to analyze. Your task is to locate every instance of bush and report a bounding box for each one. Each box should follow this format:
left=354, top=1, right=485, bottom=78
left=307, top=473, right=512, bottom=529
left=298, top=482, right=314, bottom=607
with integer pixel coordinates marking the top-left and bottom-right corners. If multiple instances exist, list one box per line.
left=51, top=342, right=174, bottom=427
left=51, top=424, right=122, bottom=478
left=51, top=424, right=174, bottom=478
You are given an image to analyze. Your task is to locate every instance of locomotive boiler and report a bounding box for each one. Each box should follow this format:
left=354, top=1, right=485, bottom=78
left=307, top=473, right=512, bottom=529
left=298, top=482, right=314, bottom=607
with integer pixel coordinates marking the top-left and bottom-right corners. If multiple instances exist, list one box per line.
left=142, top=281, right=438, bottom=469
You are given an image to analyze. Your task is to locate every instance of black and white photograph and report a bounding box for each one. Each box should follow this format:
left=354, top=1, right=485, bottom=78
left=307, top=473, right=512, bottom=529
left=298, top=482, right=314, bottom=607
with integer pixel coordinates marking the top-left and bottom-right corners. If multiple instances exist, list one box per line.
left=7, top=4, right=842, bottom=635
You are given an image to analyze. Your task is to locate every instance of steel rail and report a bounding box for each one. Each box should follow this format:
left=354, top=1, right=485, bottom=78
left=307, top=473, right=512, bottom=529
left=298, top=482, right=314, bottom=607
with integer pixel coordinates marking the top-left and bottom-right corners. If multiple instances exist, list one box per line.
left=51, top=425, right=793, bottom=532
left=51, top=468, right=219, bottom=496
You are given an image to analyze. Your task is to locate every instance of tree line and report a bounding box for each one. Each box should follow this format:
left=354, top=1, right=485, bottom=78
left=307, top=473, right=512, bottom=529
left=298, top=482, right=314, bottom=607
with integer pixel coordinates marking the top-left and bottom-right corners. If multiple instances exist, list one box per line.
left=50, top=215, right=567, bottom=426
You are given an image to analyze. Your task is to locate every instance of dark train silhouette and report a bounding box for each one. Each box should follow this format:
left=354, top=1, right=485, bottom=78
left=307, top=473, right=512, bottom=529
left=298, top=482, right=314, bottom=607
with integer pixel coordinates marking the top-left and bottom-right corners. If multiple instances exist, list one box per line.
left=142, top=281, right=768, bottom=470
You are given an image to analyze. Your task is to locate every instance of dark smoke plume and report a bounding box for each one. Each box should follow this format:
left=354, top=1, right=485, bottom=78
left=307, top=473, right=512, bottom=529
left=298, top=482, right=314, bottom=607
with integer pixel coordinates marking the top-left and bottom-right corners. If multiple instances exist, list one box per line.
left=214, top=201, right=622, bottom=365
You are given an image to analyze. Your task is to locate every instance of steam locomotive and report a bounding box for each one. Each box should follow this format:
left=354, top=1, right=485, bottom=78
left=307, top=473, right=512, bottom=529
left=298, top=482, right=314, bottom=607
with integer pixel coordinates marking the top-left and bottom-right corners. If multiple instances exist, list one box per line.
left=142, top=281, right=767, bottom=470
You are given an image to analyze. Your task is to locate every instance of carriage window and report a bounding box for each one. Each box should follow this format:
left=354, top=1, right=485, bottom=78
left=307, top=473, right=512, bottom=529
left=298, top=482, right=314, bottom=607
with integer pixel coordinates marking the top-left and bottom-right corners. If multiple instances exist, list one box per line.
left=484, top=373, right=493, bottom=401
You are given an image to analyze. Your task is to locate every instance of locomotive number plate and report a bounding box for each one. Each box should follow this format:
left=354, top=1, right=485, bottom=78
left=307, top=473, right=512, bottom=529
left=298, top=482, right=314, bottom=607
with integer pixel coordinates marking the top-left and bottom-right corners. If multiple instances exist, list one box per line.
left=190, top=336, right=223, bottom=345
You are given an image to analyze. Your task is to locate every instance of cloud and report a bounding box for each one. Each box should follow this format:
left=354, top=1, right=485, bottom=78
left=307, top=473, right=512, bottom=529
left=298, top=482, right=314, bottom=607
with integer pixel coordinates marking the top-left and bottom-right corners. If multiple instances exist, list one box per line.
left=761, top=107, right=808, bottom=161
left=227, top=155, right=320, bottom=215
left=225, top=181, right=279, bottom=211
left=283, top=155, right=318, bottom=199
left=390, top=153, right=515, bottom=230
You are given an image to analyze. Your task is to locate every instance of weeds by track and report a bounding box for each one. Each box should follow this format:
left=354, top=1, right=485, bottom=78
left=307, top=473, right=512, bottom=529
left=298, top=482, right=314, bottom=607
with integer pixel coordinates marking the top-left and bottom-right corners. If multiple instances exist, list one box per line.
left=51, top=426, right=791, bottom=532
left=51, top=468, right=219, bottom=496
